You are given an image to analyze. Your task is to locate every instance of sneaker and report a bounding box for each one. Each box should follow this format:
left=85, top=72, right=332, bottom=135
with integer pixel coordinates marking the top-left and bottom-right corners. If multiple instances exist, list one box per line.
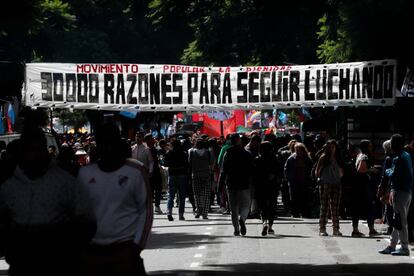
left=234, top=231, right=240, bottom=236
left=262, top=225, right=269, bottom=236
left=179, top=215, right=185, bottom=221
left=194, top=214, right=200, bottom=219
left=167, top=214, right=174, bottom=221
left=379, top=246, right=395, bottom=254
left=239, top=219, right=247, bottom=236
left=369, top=230, right=380, bottom=237
left=154, top=206, right=163, bottom=214
left=319, top=231, right=328, bottom=236
left=268, top=228, right=275, bottom=234
left=333, top=230, right=343, bottom=237
left=391, top=248, right=410, bottom=256
left=202, top=215, right=208, bottom=220
left=352, top=231, right=365, bottom=237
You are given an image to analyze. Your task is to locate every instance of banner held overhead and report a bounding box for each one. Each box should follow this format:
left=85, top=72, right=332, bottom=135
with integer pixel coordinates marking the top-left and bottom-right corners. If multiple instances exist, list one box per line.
left=24, top=60, right=396, bottom=111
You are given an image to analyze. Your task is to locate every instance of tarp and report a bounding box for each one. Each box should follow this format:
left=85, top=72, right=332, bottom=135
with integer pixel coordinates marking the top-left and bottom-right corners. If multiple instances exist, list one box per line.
left=24, top=60, right=396, bottom=111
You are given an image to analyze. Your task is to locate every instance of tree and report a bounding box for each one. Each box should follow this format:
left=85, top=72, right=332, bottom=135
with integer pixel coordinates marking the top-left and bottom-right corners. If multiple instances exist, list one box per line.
left=57, top=109, right=88, bottom=133
left=180, top=0, right=326, bottom=66
left=0, top=0, right=76, bottom=61
left=317, top=0, right=414, bottom=66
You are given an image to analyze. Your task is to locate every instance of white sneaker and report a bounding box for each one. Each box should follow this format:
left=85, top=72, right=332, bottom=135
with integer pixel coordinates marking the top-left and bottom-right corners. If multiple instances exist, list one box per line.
left=154, top=206, right=163, bottom=214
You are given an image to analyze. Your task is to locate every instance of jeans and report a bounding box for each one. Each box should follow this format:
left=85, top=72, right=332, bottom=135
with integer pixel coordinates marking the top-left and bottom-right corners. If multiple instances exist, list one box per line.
left=227, top=188, right=251, bottom=232
left=167, top=175, right=187, bottom=215
left=391, top=191, right=412, bottom=250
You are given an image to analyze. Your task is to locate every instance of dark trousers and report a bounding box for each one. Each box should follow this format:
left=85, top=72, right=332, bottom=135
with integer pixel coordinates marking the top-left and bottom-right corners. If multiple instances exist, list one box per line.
left=83, top=241, right=146, bottom=276
left=9, top=256, right=80, bottom=276
left=289, top=185, right=309, bottom=217
left=258, top=196, right=276, bottom=226
left=219, top=171, right=229, bottom=209
left=150, top=177, right=162, bottom=207
left=351, top=174, right=375, bottom=228
left=281, top=179, right=291, bottom=213
left=167, top=175, right=187, bottom=214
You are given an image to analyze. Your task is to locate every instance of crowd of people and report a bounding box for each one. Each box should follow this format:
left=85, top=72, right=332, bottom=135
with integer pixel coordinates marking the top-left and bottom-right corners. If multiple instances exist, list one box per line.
left=0, top=123, right=413, bottom=275
left=47, top=129, right=414, bottom=244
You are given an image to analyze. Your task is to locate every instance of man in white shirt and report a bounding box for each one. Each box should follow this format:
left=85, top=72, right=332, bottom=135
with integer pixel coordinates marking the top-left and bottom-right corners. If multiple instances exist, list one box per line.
left=78, top=124, right=153, bottom=276
left=131, top=131, right=154, bottom=176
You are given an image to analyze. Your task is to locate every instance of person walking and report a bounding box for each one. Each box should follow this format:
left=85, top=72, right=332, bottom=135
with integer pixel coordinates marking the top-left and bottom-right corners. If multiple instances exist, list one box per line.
left=253, top=141, right=280, bottom=236
left=0, top=127, right=96, bottom=276
left=246, top=134, right=262, bottom=219
left=189, top=139, right=213, bottom=219
left=144, top=134, right=163, bottom=214
left=218, top=134, right=232, bottom=214
left=132, top=131, right=154, bottom=176
left=222, top=134, right=253, bottom=236
left=164, top=140, right=189, bottom=221
left=316, top=140, right=343, bottom=236
left=79, top=124, right=152, bottom=276
left=379, top=134, right=413, bottom=256
left=284, top=143, right=313, bottom=218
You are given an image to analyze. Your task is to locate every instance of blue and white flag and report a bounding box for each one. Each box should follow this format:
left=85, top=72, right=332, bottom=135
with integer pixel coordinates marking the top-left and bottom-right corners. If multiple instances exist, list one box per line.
left=278, top=111, right=288, bottom=125
left=119, top=110, right=138, bottom=119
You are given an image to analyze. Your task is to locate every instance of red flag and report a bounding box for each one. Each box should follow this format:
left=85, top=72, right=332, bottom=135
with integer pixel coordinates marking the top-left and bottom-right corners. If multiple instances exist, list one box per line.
left=234, top=110, right=245, bottom=127
left=177, top=112, right=184, bottom=120
left=201, top=115, right=221, bottom=137
left=192, top=113, right=204, bottom=122
left=223, top=116, right=236, bottom=136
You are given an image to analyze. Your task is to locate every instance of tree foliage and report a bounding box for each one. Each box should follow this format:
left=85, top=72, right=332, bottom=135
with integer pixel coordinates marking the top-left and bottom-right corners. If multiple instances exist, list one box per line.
left=317, top=0, right=414, bottom=66
left=56, top=109, right=88, bottom=133
left=2, top=0, right=414, bottom=67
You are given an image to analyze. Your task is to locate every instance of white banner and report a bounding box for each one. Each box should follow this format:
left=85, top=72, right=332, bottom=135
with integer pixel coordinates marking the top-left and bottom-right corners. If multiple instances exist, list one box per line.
left=24, top=60, right=396, bottom=111
left=399, top=67, right=414, bottom=97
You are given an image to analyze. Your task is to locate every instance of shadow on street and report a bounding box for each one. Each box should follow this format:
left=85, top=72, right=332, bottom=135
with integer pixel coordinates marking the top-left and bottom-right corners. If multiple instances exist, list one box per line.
left=147, top=262, right=414, bottom=276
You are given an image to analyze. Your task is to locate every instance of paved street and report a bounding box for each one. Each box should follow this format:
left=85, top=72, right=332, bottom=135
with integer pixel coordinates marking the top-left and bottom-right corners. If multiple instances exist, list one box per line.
left=143, top=201, right=414, bottom=276
left=1, top=200, right=414, bottom=275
